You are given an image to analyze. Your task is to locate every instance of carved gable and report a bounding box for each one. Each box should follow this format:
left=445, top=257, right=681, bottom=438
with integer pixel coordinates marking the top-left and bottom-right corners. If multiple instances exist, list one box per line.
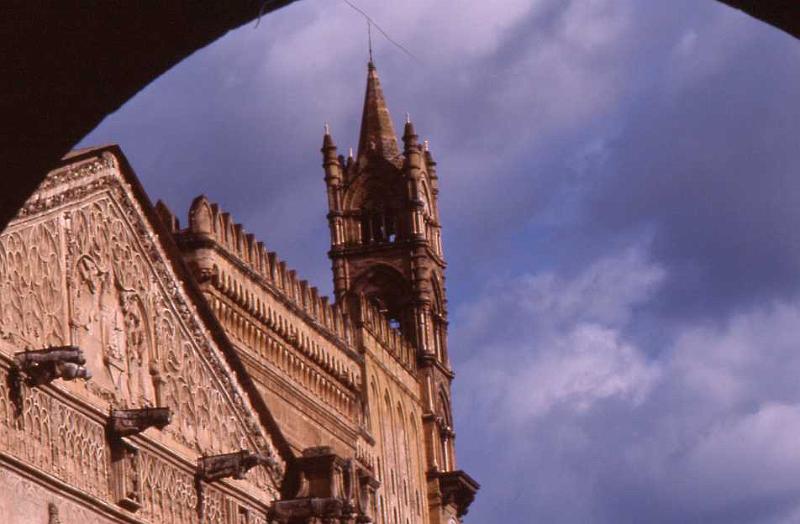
left=0, top=148, right=285, bottom=502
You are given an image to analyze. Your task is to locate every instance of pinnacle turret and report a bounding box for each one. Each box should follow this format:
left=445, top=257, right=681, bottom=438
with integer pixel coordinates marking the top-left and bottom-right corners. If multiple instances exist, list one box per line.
left=321, top=125, right=337, bottom=159
left=402, top=115, right=418, bottom=152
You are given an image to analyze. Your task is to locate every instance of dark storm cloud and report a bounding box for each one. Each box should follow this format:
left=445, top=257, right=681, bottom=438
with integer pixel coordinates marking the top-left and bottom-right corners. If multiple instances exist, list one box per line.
left=581, top=22, right=800, bottom=320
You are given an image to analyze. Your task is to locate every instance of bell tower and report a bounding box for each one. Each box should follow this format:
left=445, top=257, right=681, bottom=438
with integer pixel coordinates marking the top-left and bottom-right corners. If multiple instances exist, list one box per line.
left=321, top=61, right=478, bottom=523
left=322, top=61, right=446, bottom=359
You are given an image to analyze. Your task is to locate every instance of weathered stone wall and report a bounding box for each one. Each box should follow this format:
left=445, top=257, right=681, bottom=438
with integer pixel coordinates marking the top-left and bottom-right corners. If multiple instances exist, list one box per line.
left=361, top=327, right=428, bottom=524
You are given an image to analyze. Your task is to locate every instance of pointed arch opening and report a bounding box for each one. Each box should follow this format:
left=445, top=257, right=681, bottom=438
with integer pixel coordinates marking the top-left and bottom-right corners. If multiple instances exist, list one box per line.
left=342, top=169, right=407, bottom=246
left=352, top=264, right=412, bottom=333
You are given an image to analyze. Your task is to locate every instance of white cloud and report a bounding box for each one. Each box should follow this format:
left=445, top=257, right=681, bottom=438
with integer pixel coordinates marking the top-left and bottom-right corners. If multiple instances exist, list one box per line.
left=505, top=323, right=657, bottom=421
left=455, top=243, right=800, bottom=523
left=665, top=5, right=754, bottom=93
left=457, top=244, right=663, bottom=426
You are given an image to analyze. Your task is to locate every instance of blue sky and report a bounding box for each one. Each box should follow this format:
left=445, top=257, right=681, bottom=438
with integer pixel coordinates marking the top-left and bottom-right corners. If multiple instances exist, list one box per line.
left=80, top=1, right=800, bottom=522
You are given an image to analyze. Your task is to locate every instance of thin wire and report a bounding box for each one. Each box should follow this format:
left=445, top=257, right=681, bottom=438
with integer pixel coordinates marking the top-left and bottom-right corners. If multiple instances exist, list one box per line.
left=340, top=0, right=421, bottom=64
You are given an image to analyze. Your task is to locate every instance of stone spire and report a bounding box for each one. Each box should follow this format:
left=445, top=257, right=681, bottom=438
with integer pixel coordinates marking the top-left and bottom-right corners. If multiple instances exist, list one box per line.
left=357, top=62, right=400, bottom=160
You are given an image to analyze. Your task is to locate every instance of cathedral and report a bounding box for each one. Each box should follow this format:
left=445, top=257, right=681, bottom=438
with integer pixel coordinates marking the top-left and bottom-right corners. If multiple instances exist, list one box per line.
left=0, top=62, right=478, bottom=523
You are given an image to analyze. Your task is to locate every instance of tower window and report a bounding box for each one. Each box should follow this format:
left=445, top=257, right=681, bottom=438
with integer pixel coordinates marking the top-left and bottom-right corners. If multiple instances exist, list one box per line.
left=360, top=206, right=398, bottom=244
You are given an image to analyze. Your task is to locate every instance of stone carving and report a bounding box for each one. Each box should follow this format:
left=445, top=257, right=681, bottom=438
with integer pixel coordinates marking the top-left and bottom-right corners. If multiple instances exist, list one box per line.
left=107, top=407, right=172, bottom=437
left=110, top=439, right=142, bottom=511
left=48, top=502, right=61, bottom=524
left=67, top=200, right=156, bottom=407
left=63, top=194, right=282, bottom=486
left=120, top=291, right=154, bottom=404
left=0, top=367, right=111, bottom=500
left=0, top=218, right=65, bottom=351
left=0, top=154, right=291, bottom=524
left=160, top=331, right=248, bottom=455
left=50, top=390, right=109, bottom=498
left=139, top=450, right=198, bottom=523
left=200, top=485, right=226, bottom=524
left=13, top=346, right=91, bottom=386
left=432, top=470, right=479, bottom=518
left=0, top=467, right=112, bottom=524
left=197, top=450, right=271, bottom=482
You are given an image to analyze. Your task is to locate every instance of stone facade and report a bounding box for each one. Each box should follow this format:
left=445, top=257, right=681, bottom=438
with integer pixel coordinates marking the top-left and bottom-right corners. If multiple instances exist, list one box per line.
left=0, top=62, right=477, bottom=523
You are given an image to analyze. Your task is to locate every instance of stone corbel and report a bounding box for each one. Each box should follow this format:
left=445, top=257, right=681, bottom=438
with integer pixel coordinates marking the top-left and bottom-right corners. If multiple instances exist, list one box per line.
left=107, top=407, right=172, bottom=438
left=430, top=470, right=480, bottom=518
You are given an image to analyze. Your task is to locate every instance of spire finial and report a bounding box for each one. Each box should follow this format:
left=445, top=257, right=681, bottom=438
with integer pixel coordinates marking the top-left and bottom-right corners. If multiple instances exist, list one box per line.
left=403, top=114, right=418, bottom=149
left=348, top=147, right=354, bottom=158
left=424, top=139, right=429, bottom=151
left=367, top=20, right=373, bottom=64
left=324, top=122, right=330, bottom=135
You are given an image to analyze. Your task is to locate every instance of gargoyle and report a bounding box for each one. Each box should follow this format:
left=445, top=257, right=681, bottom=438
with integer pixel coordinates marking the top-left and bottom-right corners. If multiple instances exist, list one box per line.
left=197, top=450, right=274, bottom=482
left=13, top=346, right=92, bottom=386
left=108, top=407, right=172, bottom=437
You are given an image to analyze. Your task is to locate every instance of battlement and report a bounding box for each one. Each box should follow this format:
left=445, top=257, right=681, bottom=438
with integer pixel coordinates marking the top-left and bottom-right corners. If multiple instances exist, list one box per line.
left=183, top=196, right=352, bottom=342
left=161, top=196, right=417, bottom=377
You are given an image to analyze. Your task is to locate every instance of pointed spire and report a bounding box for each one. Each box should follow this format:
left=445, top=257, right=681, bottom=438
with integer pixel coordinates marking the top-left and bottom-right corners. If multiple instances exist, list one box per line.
left=357, top=62, right=400, bottom=160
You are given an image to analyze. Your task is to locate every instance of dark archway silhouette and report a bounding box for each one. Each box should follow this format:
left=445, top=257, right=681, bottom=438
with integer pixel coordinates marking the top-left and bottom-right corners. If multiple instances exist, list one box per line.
left=718, top=1, right=800, bottom=40
left=0, top=1, right=296, bottom=230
